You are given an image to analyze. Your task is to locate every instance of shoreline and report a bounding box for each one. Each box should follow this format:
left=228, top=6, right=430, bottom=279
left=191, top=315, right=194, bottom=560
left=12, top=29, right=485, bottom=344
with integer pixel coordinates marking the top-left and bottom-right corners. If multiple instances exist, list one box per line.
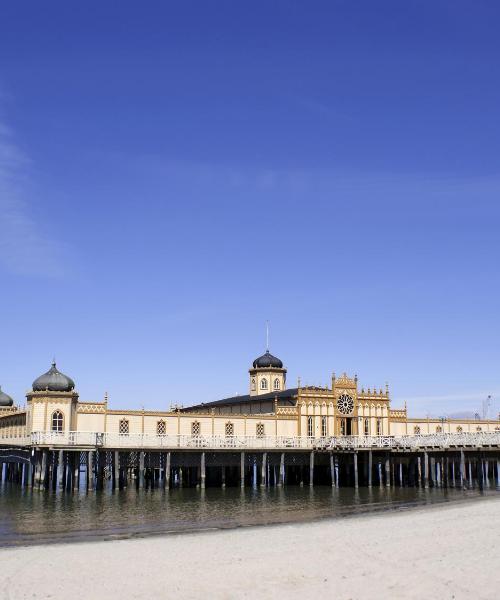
left=0, top=488, right=497, bottom=549
left=1, top=495, right=499, bottom=599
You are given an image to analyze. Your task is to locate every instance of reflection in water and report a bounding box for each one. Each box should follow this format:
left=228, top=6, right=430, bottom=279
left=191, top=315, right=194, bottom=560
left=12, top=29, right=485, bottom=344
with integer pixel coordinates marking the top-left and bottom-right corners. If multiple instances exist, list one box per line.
left=0, top=483, right=495, bottom=547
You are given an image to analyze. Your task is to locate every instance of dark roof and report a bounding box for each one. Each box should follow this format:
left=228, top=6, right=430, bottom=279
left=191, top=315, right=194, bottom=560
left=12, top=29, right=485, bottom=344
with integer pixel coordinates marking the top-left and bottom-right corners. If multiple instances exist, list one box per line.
left=0, top=386, right=13, bottom=407
left=252, top=350, right=283, bottom=369
left=182, top=388, right=299, bottom=411
left=32, top=361, right=75, bottom=392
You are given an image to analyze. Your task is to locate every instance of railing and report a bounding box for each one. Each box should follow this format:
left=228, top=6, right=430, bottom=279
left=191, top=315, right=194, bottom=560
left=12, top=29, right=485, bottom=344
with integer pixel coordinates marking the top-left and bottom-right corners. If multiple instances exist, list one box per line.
left=0, top=435, right=31, bottom=446
left=15, top=431, right=500, bottom=450
left=319, top=433, right=500, bottom=450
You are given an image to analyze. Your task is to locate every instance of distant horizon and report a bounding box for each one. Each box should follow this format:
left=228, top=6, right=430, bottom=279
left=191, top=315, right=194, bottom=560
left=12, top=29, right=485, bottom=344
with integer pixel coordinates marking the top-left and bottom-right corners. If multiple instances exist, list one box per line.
left=1, top=1, right=499, bottom=419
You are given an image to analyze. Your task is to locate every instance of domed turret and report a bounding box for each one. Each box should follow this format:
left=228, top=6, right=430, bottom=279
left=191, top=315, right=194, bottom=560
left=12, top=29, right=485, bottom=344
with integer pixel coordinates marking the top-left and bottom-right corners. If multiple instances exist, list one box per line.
left=0, top=386, right=14, bottom=407
left=249, top=349, right=287, bottom=396
left=32, top=361, right=75, bottom=392
left=252, top=350, right=283, bottom=369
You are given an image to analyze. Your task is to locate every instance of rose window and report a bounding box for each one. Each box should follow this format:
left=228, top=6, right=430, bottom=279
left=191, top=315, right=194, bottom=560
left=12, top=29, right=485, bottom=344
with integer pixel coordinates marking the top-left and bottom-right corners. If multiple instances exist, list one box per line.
left=337, top=394, right=354, bottom=415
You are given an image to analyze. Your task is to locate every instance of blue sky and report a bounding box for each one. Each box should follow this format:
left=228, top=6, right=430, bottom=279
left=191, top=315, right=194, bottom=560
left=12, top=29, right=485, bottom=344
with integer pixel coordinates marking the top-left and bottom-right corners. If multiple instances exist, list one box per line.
left=1, top=1, right=499, bottom=418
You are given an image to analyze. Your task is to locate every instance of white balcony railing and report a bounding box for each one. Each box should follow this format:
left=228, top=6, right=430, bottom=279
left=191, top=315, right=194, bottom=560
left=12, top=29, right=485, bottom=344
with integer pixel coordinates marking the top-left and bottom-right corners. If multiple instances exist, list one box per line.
left=21, top=431, right=500, bottom=450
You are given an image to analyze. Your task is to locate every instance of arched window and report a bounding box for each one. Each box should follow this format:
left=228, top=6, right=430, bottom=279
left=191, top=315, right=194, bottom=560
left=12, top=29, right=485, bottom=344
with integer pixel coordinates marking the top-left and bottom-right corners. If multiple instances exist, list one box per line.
left=476, top=426, right=482, bottom=432
left=456, top=426, right=463, bottom=433
left=51, top=410, right=63, bottom=433
left=376, top=418, right=382, bottom=435
left=119, top=419, right=129, bottom=435
left=273, top=378, right=280, bottom=391
left=436, top=426, right=442, bottom=433
left=191, top=421, right=201, bottom=436
left=157, top=420, right=166, bottom=436
left=307, top=416, right=313, bottom=437
left=251, top=378, right=256, bottom=391
left=414, top=426, right=421, bottom=434
left=261, top=378, right=268, bottom=390
left=364, top=418, right=369, bottom=436
left=321, top=416, right=327, bottom=437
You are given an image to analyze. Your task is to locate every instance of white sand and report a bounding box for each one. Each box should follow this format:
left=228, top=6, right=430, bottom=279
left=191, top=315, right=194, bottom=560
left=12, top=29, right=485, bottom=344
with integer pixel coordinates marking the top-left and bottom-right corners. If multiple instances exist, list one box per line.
left=1, top=497, right=499, bottom=600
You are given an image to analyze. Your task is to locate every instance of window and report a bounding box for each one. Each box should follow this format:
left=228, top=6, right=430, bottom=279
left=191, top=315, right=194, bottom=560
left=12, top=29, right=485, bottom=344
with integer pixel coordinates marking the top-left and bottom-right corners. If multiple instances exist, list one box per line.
left=251, top=377, right=256, bottom=391
left=376, top=418, right=382, bottom=435
left=436, top=426, right=442, bottom=433
left=476, top=426, right=482, bottom=432
left=51, top=410, right=63, bottom=433
left=119, top=419, right=129, bottom=435
left=414, top=426, right=421, bottom=434
left=307, top=416, right=313, bottom=437
left=256, top=423, right=265, bottom=437
left=321, top=416, right=327, bottom=437
left=274, top=378, right=280, bottom=391
left=261, top=378, right=268, bottom=390
left=225, top=422, right=234, bottom=436
left=364, top=418, right=369, bottom=436
left=340, top=418, right=345, bottom=436
left=157, top=420, right=166, bottom=436
left=456, top=426, right=463, bottom=433
left=191, top=421, right=201, bottom=436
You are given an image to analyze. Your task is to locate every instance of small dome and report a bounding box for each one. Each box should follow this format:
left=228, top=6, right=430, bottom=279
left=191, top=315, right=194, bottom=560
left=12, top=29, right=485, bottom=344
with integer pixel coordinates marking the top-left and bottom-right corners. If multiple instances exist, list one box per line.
left=32, top=361, right=75, bottom=392
left=0, top=386, right=14, bottom=407
left=252, top=350, right=283, bottom=369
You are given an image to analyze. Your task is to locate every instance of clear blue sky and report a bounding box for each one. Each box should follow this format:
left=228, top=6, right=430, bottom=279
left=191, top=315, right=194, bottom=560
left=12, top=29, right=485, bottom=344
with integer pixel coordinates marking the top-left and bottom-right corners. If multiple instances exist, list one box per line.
left=1, top=1, right=499, bottom=418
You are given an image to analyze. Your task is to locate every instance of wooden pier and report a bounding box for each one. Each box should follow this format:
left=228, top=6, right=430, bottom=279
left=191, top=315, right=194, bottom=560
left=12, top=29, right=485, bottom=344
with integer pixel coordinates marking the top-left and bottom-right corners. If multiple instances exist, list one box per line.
left=1, top=432, right=499, bottom=492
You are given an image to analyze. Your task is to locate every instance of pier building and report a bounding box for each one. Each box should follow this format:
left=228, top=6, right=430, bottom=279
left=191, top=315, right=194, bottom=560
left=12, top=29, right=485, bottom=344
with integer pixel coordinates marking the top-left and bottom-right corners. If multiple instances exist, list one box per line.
left=0, top=349, right=499, bottom=491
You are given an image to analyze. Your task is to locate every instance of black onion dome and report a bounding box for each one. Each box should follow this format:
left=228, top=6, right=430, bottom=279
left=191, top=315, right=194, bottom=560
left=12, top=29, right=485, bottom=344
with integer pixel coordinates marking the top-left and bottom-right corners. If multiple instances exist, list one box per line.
left=32, top=361, right=75, bottom=392
left=252, top=350, right=283, bottom=369
left=0, top=386, right=14, bottom=407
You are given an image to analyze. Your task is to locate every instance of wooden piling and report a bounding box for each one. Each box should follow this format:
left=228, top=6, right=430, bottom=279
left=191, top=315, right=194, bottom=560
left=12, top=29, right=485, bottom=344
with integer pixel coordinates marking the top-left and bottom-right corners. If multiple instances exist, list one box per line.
left=368, top=450, right=373, bottom=488
left=354, top=452, right=359, bottom=489
left=200, top=452, right=206, bottom=489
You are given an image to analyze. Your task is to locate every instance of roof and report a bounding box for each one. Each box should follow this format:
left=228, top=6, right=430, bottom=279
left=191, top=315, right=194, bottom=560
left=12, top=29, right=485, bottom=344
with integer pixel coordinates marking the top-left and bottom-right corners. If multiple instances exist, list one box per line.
left=181, top=388, right=299, bottom=411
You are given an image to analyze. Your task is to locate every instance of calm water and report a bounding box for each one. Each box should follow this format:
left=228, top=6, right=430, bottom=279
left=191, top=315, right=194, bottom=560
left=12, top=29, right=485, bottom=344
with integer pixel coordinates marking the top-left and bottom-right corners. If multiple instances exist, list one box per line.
left=0, top=483, right=497, bottom=547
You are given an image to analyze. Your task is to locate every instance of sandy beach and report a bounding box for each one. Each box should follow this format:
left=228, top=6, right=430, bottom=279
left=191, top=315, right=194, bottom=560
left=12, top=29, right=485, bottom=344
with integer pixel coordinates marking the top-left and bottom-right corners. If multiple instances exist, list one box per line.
left=1, top=496, right=499, bottom=600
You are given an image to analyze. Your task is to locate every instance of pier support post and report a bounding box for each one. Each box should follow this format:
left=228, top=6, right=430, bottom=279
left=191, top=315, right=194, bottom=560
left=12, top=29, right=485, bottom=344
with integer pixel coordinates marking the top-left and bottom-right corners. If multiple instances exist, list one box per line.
left=385, top=455, right=390, bottom=487
left=330, top=453, right=335, bottom=487
left=378, top=460, right=383, bottom=488
left=423, top=452, right=429, bottom=488
left=309, top=451, right=314, bottom=487
left=368, top=450, right=373, bottom=488
left=73, top=453, right=80, bottom=491
left=40, top=450, right=48, bottom=490
left=354, top=452, right=359, bottom=489
left=200, top=452, right=206, bottom=489
left=460, top=451, right=465, bottom=487
left=399, top=461, right=403, bottom=486
left=57, top=450, right=64, bottom=489
left=496, top=459, right=500, bottom=488
left=429, top=456, right=435, bottom=487
left=240, top=452, right=245, bottom=488
left=87, top=451, right=93, bottom=491
left=166, top=452, right=171, bottom=489
left=468, top=460, right=473, bottom=488
left=335, top=456, right=339, bottom=488
left=261, top=453, right=267, bottom=487
left=436, top=459, right=441, bottom=487
left=221, top=466, right=226, bottom=488
left=451, top=459, right=455, bottom=487
left=139, top=452, right=145, bottom=489
left=113, top=451, right=119, bottom=490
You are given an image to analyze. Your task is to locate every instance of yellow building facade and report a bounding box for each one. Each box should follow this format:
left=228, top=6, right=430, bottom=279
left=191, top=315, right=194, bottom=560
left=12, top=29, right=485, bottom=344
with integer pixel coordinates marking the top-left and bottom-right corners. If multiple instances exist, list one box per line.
left=1, top=351, right=499, bottom=444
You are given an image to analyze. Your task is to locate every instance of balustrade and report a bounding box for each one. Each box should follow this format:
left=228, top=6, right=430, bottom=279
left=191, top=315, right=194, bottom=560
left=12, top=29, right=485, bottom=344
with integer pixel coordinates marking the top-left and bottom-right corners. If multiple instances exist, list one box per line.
left=0, top=431, right=498, bottom=451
